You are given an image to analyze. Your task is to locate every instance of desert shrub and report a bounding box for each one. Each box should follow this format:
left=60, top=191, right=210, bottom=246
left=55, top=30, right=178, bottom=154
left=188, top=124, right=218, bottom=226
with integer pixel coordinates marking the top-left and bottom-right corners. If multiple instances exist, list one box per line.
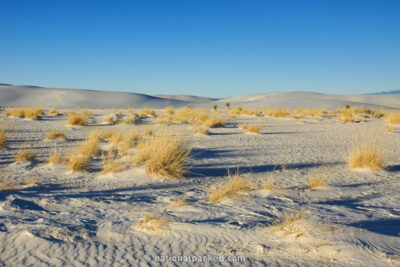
left=208, top=171, right=251, bottom=203
left=15, top=149, right=35, bottom=162
left=0, top=130, right=7, bottom=148
left=136, top=214, right=169, bottom=231
left=44, top=131, right=68, bottom=141
left=134, top=134, right=191, bottom=179
left=348, top=136, right=384, bottom=170
left=67, top=113, right=88, bottom=125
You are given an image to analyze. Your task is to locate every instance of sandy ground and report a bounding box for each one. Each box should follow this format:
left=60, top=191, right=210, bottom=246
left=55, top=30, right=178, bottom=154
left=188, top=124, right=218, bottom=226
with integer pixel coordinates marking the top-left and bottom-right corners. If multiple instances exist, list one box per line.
left=0, top=109, right=400, bottom=266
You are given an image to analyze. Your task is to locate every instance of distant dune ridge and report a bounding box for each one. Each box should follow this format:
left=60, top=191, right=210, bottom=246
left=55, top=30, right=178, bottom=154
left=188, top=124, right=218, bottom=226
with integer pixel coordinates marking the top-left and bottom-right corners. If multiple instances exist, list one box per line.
left=1, top=84, right=400, bottom=109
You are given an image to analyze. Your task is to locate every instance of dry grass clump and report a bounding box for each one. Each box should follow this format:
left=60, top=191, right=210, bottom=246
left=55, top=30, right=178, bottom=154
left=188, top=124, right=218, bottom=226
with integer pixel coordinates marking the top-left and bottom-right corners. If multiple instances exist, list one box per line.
left=48, top=149, right=66, bottom=165
left=140, top=108, right=156, bottom=117
left=119, top=117, right=136, bottom=124
left=136, top=214, right=170, bottom=231
left=268, top=211, right=304, bottom=235
left=265, top=108, right=288, bottom=118
left=49, top=108, right=59, bottom=115
left=168, top=196, right=188, bottom=209
left=385, top=111, right=400, bottom=125
left=78, top=139, right=100, bottom=158
left=0, top=130, right=7, bottom=148
left=192, top=125, right=209, bottom=135
left=102, top=114, right=118, bottom=124
left=348, top=136, right=384, bottom=170
left=308, top=172, right=328, bottom=189
left=208, top=171, right=251, bottom=203
left=5, top=107, right=44, bottom=120
left=44, top=130, right=68, bottom=141
left=102, top=155, right=124, bottom=174
left=165, top=106, right=175, bottom=115
left=15, top=149, right=36, bottom=162
left=134, top=134, right=191, bottom=179
left=244, top=125, right=261, bottom=134
left=263, top=178, right=283, bottom=192
left=143, top=127, right=153, bottom=136
left=385, top=125, right=393, bottom=132
left=68, top=154, right=89, bottom=171
left=67, top=113, right=88, bottom=125
left=295, top=108, right=328, bottom=118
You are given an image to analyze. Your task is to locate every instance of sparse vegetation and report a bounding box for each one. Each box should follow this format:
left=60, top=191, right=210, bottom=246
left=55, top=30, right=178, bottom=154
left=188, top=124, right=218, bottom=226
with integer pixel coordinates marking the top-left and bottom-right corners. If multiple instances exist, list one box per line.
left=244, top=125, right=261, bottom=134
left=44, top=131, right=68, bottom=141
left=67, top=112, right=88, bottom=125
left=0, top=130, right=7, bottom=148
left=348, top=135, right=384, bottom=170
left=308, top=172, right=327, bottom=189
left=48, top=149, right=65, bottom=165
left=68, top=154, right=89, bottom=172
left=208, top=171, right=251, bottom=203
left=15, top=149, right=35, bottom=162
left=49, top=108, right=59, bottom=115
left=136, top=214, right=169, bottom=231
left=134, top=134, right=191, bottom=179
left=5, top=107, right=44, bottom=120
left=168, top=196, right=188, bottom=209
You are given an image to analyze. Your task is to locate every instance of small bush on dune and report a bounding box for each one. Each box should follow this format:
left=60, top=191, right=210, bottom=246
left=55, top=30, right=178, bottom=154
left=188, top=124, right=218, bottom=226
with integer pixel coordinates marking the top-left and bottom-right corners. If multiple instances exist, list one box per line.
left=263, top=178, right=283, bottom=192
left=168, top=196, right=188, bottom=209
left=49, top=108, right=59, bottom=115
left=134, top=134, right=191, bottom=179
left=192, top=125, right=209, bottom=135
left=244, top=125, right=261, bottom=134
left=119, top=117, right=136, bottom=124
left=143, top=127, right=153, bottom=136
left=136, top=214, right=170, bottom=231
left=102, top=155, right=124, bottom=174
left=308, top=172, right=327, bottom=189
left=140, top=108, right=156, bottom=117
left=165, top=106, right=175, bottom=115
left=268, top=211, right=303, bottom=235
left=0, top=130, right=7, bottom=148
left=208, top=171, right=251, bottom=203
left=67, top=113, right=88, bottom=125
left=5, top=107, right=44, bottom=120
left=44, top=131, right=68, bottom=141
left=102, top=114, right=118, bottom=124
left=348, top=136, right=384, bottom=170
left=15, top=149, right=35, bottom=162
left=68, top=154, right=89, bottom=171
left=386, top=112, right=400, bottom=125
left=48, top=149, right=65, bottom=165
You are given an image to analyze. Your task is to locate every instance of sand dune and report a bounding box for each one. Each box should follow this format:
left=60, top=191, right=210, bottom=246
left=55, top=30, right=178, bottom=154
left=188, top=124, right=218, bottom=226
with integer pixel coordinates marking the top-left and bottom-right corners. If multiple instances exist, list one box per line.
left=1, top=84, right=400, bottom=109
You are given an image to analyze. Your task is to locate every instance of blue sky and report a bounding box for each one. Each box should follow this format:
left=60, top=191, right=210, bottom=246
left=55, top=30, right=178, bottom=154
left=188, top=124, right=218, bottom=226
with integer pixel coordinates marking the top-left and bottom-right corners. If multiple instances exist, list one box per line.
left=0, top=0, right=399, bottom=97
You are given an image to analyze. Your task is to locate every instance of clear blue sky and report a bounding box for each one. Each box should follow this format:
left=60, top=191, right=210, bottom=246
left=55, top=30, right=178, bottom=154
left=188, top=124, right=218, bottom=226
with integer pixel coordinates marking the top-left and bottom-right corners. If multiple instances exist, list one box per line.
left=1, top=0, right=399, bottom=97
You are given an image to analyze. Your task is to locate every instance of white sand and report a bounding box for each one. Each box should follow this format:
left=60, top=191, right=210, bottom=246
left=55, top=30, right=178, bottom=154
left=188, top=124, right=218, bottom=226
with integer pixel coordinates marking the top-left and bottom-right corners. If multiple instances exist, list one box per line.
left=0, top=89, right=400, bottom=266
left=2, top=84, right=400, bottom=109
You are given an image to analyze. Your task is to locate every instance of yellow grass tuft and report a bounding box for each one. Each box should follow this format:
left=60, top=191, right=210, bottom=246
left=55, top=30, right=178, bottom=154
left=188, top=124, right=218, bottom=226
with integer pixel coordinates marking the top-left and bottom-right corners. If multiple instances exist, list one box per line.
left=102, top=155, right=124, bottom=174
left=385, top=125, right=393, bottom=132
left=134, top=134, right=191, bottom=179
left=67, top=113, right=88, bottom=125
left=68, top=154, right=89, bottom=172
left=48, top=149, right=65, bottom=165
left=44, top=131, right=68, bottom=141
left=165, top=106, right=175, bottom=115
left=119, top=117, right=136, bottom=124
left=192, top=125, right=209, bottom=135
left=102, top=114, right=118, bottom=124
left=308, top=172, right=328, bottom=189
left=208, top=171, right=251, bottom=203
left=0, top=130, right=7, bottom=148
left=263, top=178, right=283, bottom=192
left=15, top=149, right=36, bottom=162
left=168, top=196, right=188, bottom=209
left=268, top=211, right=304, bottom=235
left=348, top=136, right=384, bottom=170
left=5, top=107, right=44, bottom=120
left=136, top=214, right=170, bottom=232
left=49, top=108, right=59, bottom=115
left=143, top=127, right=153, bottom=136
left=386, top=111, right=400, bottom=125
left=244, top=125, right=261, bottom=134
left=140, top=108, right=156, bottom=117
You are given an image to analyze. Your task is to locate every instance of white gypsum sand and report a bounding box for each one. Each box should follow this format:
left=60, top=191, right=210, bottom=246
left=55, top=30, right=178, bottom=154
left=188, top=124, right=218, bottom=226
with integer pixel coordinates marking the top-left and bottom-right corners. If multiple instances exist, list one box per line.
left=0, top=91, right=399, bottom=266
